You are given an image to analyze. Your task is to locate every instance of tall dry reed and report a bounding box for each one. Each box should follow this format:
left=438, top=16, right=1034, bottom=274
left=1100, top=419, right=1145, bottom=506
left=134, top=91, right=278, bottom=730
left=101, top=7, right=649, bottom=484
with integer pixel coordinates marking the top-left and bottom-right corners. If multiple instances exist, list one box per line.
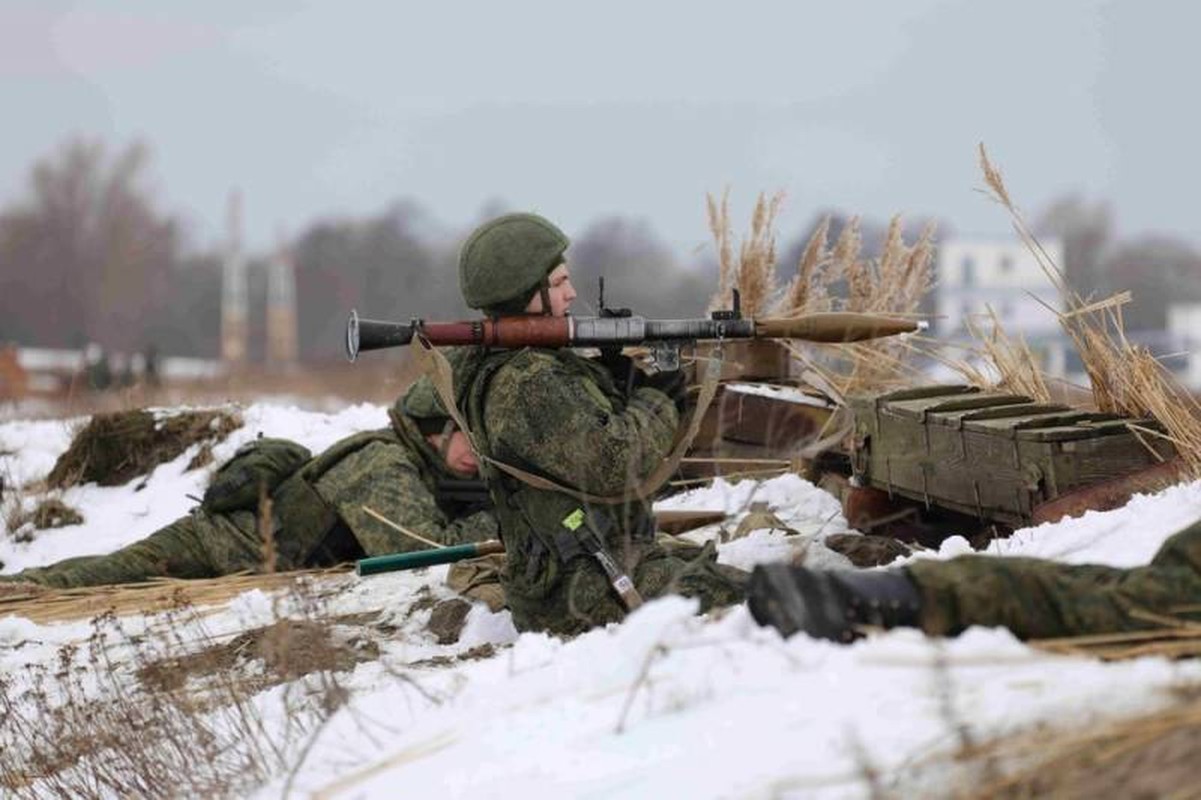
left=930, top=307, right=1054, bottom=404
left=976, top=144, right=1201, bottom=476
left=707, top=190, right=783, bottom=316
left=782, top=214, right=936, bottom=396
left=705, top=189, right=937, bottom=398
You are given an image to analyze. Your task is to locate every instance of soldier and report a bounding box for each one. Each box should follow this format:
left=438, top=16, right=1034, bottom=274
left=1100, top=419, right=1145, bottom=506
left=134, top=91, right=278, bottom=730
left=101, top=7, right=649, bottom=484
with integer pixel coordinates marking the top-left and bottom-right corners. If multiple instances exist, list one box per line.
left=3, top=363, right=497, bottom=589
left=455, top=212, right=746, bottom=635
left=747, top=517, right=1201, bottom=641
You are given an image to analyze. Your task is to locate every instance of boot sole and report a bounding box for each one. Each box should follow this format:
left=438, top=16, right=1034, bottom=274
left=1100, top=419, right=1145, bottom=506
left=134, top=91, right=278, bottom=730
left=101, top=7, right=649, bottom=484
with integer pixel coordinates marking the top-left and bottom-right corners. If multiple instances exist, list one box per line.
left=748, top=564, right=813, bottom=639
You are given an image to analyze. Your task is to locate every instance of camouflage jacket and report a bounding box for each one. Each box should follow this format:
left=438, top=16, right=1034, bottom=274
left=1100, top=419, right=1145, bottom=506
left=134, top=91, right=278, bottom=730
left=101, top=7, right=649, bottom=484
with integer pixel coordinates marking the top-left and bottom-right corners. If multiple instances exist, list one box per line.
left=311, top=412, right=498, bottom=556
left=465, top=346, right=679, bottom=600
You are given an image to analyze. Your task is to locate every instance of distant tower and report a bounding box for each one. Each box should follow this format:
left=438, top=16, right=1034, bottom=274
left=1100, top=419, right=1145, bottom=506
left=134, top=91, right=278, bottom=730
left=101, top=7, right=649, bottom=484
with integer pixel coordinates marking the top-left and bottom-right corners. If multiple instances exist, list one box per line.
left=266, top=229, right=299, bottom=368
left=220, top=190, right=249, bottom=366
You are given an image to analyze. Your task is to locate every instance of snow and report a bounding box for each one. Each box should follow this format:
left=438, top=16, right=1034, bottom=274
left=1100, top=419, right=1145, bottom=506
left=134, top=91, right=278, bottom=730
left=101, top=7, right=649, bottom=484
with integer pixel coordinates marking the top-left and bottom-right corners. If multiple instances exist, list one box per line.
left=0, top=401, right=388, bottom=573
left=726, top=381, right=834, bottom=407
left=2, top=401, right=1199, bottom=798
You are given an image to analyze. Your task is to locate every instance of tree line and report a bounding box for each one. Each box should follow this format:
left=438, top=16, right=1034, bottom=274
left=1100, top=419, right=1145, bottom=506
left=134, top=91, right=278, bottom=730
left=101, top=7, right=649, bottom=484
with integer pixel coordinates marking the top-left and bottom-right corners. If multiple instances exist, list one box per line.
left=0, top=140, right=725, bottom=362
left=0, top=138, right=1197, bottom=362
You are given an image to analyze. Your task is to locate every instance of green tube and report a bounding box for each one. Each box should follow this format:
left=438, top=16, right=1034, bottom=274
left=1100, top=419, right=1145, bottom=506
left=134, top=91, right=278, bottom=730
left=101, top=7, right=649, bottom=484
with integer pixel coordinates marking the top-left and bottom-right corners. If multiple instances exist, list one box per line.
left=355, top=541, right=504, bottom=576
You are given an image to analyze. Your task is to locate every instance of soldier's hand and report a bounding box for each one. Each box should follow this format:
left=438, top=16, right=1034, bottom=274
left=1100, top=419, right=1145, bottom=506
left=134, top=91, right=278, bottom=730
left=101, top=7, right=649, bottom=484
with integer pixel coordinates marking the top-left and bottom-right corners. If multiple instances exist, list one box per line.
left=638, top=369, right=688, bottom=412
left=597, top=348, right=638, bottom=393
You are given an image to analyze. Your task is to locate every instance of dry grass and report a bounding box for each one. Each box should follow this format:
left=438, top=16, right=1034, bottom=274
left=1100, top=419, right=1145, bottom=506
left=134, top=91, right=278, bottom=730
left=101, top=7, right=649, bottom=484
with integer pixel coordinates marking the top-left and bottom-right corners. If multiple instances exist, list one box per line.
left=0, top=576, right=365, bottom=799
left=890, top=620, right=1201, bottom=798
left=707, top=189, right=783, bottom=316
left=46, top=407, right=242, bottom=489
left=781, top=214, right=937, bottom=317
left=3, top=483, right=85, bottom=549
left=778, top=215, right=833, bottom=314
left=786, top=213, right=937, bottom=397
left=1031, top=619, right=1201, bottom=661
left=976, top=144, right=1201, bottom=476
left=21, top=497, right=83, bottom=531
left=965, top=685, right=1201, bottom=799
left=952, top=307, right=1054, bottom=403
left=705, top=190, right=937, bottom=398
left=0, top=568, right=352, bottom=625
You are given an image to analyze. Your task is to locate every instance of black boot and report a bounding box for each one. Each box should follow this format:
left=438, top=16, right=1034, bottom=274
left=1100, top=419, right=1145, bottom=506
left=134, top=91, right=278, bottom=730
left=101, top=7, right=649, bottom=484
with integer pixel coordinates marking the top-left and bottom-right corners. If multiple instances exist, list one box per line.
left=747, top=564, right=922, bottom=642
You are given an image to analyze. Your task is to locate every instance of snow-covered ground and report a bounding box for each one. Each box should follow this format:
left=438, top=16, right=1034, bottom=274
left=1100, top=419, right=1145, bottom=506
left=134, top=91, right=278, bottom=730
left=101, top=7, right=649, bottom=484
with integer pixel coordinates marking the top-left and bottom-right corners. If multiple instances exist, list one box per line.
left=0, top=402, right=388, bottom=572
left=2, top=401, right=1199, bottom=798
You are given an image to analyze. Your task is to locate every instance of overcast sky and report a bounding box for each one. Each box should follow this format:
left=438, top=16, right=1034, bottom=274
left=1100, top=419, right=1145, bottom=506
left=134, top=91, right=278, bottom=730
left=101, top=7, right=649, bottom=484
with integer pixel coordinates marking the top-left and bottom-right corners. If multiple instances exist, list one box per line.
left=1, top=0, right=1198, bottom=256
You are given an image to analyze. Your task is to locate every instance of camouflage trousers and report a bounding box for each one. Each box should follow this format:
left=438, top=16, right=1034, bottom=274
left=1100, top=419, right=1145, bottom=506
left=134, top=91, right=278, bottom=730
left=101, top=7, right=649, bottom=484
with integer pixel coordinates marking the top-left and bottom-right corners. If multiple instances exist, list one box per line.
left=8, top=509, right=313, bottom=589
left=908, top=519, right=1201, bottom=639
left=503, top=538, right=748, bottom=636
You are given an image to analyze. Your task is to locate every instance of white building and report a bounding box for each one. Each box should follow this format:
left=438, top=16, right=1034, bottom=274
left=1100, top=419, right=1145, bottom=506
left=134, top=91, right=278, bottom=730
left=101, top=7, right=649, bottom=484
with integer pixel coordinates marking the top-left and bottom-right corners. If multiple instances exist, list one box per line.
left=1168, top=302, right=1201, bottom=389
left=937, top=237, right=1065, bottom=338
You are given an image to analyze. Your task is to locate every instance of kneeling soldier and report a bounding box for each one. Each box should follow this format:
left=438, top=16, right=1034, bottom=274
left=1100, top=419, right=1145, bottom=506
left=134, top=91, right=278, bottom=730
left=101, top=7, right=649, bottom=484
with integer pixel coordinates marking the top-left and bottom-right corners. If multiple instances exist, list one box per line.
left=455, top=213, right=747, bottom=634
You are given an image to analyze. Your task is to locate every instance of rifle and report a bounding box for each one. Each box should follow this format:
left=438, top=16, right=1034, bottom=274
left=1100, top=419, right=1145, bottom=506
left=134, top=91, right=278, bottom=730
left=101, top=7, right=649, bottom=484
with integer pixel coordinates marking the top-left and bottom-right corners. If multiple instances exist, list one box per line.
left=345, top=288, right=925, bottom=370
left=435, top=477, right=491, bottom=512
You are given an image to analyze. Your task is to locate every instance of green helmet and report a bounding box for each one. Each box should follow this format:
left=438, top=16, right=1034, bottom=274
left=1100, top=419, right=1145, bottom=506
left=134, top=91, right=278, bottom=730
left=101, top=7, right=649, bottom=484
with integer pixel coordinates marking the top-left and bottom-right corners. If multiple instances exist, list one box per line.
left=398, top=375, right=447, bottom=435
left=458, top=213, right=569, bottom=313
left=395, top=347, right=483, bottom=435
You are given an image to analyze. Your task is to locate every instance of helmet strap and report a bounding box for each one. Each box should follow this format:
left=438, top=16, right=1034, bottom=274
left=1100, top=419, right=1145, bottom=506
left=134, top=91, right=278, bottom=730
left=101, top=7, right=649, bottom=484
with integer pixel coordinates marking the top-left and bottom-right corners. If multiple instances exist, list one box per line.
left=483, top=263, right=558, bottom=318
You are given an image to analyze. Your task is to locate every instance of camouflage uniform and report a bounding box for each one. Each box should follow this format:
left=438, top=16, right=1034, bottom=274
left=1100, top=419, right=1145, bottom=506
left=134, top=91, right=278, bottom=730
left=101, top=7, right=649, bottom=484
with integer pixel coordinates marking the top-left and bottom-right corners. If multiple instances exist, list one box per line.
left=466, top=346, right=747, bottom=635
left=908, top=519, right=1201, bottom=639
left=8, top=391, right=496, bottom=589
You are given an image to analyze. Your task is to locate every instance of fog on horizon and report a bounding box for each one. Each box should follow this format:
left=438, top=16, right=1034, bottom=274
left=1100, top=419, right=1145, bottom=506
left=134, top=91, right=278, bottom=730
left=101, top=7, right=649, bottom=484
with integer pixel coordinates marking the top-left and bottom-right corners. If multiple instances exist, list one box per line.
left=2, top=1, right=1200, bottom=252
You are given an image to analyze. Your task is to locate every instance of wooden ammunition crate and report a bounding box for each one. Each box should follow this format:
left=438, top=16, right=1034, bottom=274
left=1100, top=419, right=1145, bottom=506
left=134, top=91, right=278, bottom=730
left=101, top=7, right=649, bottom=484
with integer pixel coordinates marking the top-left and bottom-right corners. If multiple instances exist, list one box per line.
left=848, top=385, right=1176, bottom=526
left=683, top=384, right=835, bottom=479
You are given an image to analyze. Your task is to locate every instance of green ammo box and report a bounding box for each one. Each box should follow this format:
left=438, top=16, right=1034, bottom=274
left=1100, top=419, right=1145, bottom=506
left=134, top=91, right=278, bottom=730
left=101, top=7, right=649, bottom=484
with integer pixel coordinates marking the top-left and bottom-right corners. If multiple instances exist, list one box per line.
left=847, top=385, right=1176, bottom=526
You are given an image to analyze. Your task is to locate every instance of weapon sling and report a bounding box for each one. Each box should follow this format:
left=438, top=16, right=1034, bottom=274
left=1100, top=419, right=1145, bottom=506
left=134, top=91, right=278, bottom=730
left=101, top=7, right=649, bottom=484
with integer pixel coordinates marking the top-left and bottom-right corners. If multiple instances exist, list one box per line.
left=412, top=336, right=724, bottom=611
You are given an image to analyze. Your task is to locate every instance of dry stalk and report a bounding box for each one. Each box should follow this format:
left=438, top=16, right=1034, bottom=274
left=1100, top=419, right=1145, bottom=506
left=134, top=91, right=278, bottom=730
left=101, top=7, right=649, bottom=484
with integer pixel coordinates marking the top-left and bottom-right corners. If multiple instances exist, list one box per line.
left=977, top=143, right=1201, bottom=476
left=837, top=219, right=872, bottom=312
left=704, top=190, right=935, bottom=398
left=777, top=215, right=833, bottom=315
left=259, top=484, right=277, bottom=574
left=962, top=307, right=1052, bottom=402
left=706, top=190, right=783, bottom=316
left=706, top=190, right=736, bottom=308
left=0, top=568, right=351, bottom=625
left=902, top=221, right=938, bottom=310
left=967, top=689, right=1201, bottom=798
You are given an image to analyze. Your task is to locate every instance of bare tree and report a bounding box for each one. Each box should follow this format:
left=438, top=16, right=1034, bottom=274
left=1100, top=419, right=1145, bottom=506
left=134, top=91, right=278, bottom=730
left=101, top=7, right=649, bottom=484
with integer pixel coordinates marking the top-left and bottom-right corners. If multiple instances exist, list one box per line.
left=569, top=216, right=709, bottom=317
left=1101, top=235, right=1201, bottom=331
left=292, top=201, right=455, bottom=361
left=0, top=138, right=179, bottom=352
left=1033, top=194, right=1112, bottom=297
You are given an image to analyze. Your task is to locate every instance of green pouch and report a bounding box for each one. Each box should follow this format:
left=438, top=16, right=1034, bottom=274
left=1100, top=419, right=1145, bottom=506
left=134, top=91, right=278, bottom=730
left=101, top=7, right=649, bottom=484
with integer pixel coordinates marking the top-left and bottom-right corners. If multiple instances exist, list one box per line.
left=495, top=486, right=579, bottom=600
left=269, top=470, right=340, bottom=567
left=202, top=437, right=312, bottom=514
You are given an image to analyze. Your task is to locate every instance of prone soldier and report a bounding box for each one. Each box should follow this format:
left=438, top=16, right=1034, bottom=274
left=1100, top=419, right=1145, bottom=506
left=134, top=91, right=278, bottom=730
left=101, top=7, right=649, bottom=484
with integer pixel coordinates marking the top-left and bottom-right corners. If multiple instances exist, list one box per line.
left=1, top=357, right=497, bottom=589
left=748, top=517, right=1201, bottom=641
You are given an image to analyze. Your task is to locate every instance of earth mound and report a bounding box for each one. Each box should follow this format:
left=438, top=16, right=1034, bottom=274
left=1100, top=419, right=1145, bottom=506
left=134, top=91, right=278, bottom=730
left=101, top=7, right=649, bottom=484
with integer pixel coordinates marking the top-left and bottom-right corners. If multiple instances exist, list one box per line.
left=47, top=408, right=242, bottom=488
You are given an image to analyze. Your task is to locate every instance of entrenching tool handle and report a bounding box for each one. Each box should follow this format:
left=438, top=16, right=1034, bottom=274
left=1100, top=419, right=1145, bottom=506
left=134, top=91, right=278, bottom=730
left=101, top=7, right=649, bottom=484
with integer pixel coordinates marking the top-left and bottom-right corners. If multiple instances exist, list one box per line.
left=754, top=312, right=924, bottom=343
left=355, top=540, right=505, bottom=576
